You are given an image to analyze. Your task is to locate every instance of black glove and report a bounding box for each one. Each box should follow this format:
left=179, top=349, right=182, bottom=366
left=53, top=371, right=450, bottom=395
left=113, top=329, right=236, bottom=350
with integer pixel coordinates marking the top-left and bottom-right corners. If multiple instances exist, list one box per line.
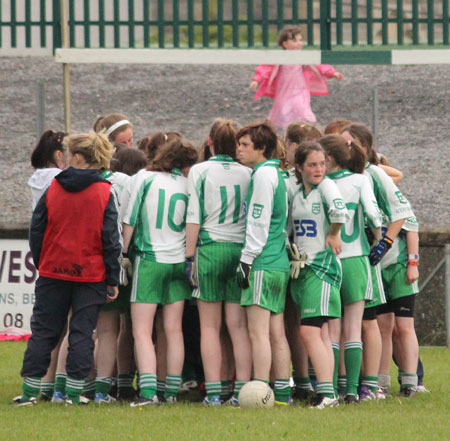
left=369, top=235, right=393, bottom=266
left=185, top=256, right=197, bottom=289
left=365, top=226, right=375, bottom=246
left=236, top=261, right=252, bottom=289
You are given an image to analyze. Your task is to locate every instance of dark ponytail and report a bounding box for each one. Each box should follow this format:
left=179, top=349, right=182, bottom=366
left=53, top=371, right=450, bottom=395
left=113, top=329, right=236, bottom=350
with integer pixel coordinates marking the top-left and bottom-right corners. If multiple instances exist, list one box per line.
left=31, top=130, right=67, bottom=169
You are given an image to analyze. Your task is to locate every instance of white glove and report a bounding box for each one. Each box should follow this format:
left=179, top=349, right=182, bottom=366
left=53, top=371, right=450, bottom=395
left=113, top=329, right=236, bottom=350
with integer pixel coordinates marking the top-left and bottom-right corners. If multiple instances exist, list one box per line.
left=288, top=243, right=307, bottom=279
left=120, top=256, right=132, bottom=286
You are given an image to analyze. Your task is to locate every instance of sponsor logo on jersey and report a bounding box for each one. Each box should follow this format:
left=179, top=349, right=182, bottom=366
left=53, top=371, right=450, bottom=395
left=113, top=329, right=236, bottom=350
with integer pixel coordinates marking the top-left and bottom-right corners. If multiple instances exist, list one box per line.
left=222, top=163, right=230, bottom=170
left=303, top=308, right=316, bottom=313
left=52, top=263, right=83, bottom=277
left=252, top=203, right=264, bottom=219
left=333, top=198, right=345, bottom=210
left=312, top=203, right=321, bottom=215
left=395, top=191, right=407, bottom=204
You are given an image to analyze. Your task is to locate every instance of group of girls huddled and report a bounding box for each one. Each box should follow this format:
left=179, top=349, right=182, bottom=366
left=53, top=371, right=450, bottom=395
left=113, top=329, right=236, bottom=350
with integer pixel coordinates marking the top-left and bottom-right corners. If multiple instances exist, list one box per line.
left=14, top=108, right=425, bottom=409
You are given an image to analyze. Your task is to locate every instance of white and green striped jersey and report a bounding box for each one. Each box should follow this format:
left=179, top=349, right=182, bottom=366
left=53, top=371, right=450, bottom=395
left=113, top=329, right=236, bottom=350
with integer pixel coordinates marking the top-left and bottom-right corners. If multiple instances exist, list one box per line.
left=327, top=169, right=382, bottom=259
left=289, top=177, right=348, bottom=287
left=186, top=155, right=251, bottom=244
left=364, top=163, right=413, bottom=223
left=122, top=168, right=188, bottom=263
left=101, top=170, right=130, bottom=223
left=381, top=215, right=419, bottom=269
left=241, top=159, right=290, bottom=272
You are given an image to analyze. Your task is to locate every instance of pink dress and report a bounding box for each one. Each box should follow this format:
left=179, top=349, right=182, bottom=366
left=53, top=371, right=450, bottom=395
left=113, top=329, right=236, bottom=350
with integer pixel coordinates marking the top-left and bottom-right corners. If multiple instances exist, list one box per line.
left=252, top=64, right=337, bottom=130
left=268, top=65, right=316, bottom=128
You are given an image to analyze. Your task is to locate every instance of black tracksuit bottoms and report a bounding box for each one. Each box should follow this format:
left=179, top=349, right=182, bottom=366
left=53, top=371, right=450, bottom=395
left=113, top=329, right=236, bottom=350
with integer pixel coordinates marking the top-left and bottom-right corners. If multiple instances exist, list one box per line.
left=21, top=276, right=106, bottom=380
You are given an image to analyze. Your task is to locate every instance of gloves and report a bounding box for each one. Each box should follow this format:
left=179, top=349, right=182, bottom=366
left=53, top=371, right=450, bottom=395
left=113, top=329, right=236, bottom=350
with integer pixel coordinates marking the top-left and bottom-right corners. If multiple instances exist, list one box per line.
left=120, top=253, right=132, bottom=286
left=369, top=235, right=393, bottom=266
left=236, top=261, right=252, bottom=289
left=365, top=226, right=375, bottom=246
left=288, top=243, right=307, bottom=279
left=185, top=256, right=197, bottom=289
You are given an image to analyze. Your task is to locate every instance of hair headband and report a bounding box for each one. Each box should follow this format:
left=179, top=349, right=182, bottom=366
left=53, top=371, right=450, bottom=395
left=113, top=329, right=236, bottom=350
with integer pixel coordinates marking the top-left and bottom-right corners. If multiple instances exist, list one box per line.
left=105, top=120, right=130, bottom=137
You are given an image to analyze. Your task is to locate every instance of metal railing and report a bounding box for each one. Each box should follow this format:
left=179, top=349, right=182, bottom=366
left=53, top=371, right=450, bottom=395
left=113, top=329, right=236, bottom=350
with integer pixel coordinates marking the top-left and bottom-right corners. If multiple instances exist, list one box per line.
left=0, top=0, right=449, bottom=51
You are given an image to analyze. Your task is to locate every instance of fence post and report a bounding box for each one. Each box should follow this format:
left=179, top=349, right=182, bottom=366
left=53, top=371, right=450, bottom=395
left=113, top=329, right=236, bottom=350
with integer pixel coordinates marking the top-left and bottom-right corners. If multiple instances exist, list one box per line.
left=445, top=244, right=450, bottom=347
left=36, top=82, right=45, bottom=139
left=52, top=0, right=61, bottom=53
left=60, top=0, right=71, bottom=132
left=372, top=88, right=378, bottom=143
left=320, top=0, right=331, bottom=50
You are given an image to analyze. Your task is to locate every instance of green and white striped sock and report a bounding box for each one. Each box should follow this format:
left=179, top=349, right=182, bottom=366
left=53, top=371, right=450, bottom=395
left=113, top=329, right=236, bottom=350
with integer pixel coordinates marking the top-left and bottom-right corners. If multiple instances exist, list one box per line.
left=164, top=375, right=182, bottom=399
left=54, top=373, right=67, bottom=394
left=221, top=380, right=233, bottom=401
left=139, top=373, right=157, bottom=399
left=316, top=381, right=335, bottom=399
left=40, top=381, right=54, bottom=397
left=362, top=375, right=379, bottom=393
left=205, top=382, right=221, bottom=400
left=332, top=342, right=340, bottom=394
left=83, top=378, right=96, bottom=399
left=66, top=376, right=85, bottom=404
left=233, top=380, right=247, bottom=400
left=22, top=376, right=41, bottom=400
left=274, top=378, right=291, bottom=403
left=95, top=377, right=111, bottom=396
left=344, top=341, right=363, bottom=396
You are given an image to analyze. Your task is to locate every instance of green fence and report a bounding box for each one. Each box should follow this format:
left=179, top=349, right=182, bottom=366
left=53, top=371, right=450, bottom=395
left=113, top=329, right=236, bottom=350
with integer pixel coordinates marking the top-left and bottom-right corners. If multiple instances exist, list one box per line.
left=0, top=0, right=449, bottom=51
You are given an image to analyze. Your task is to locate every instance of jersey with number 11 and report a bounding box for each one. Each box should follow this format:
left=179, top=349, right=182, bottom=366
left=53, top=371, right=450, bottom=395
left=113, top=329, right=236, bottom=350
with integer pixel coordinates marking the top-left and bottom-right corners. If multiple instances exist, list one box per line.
left=123, top=168, right=188, bottom=263
left=186, top=155, right=252, bottom=245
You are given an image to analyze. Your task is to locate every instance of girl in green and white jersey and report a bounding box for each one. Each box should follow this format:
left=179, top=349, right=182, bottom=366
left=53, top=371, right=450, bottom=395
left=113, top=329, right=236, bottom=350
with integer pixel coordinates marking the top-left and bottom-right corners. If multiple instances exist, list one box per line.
left=320, top=134, right=382, bottom=403
left=122, top=139, right=198, bottom=406
left=289, top=141, right=348, bottom=409
left=283, top=122, right=323, bottom=399
left=377, top=215, right=420, bottom=397
left=341, top=123, right=414, bottom=399
left=185, top=120, right=252, bottom=406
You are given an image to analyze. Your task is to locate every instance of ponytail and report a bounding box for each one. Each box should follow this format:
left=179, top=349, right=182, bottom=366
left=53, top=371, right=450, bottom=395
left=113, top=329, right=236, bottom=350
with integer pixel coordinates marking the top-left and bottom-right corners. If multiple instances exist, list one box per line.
left=341, top=123, right=378, bottom=165
left=212, top=120, right=239, bottom=159
left=319, top=134, right=366, bottom=174
left=31, top=130, right=67, bottom=169
left=65, top=131, right=113, bottom=170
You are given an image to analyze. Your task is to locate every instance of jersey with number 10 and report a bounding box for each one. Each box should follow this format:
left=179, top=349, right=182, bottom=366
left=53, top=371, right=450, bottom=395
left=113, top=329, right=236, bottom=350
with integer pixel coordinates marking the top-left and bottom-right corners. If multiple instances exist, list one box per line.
left=327, top=169, right=382, bottom=259
left=123, top=168, right=188, bottom=263
left=289, top=177, right=348, bottom=287
left=186, top=155, right=251, bottom=244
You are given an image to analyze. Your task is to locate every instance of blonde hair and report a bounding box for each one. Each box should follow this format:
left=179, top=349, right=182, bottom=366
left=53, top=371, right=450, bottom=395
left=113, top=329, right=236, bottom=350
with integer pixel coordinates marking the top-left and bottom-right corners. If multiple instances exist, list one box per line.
left=64, top=131, right=114, bottom=170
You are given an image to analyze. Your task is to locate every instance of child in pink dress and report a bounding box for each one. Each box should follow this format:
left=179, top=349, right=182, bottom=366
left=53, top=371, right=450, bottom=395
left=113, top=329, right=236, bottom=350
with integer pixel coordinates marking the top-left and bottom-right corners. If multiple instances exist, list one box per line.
left=250, top=26, right=344, bottom=129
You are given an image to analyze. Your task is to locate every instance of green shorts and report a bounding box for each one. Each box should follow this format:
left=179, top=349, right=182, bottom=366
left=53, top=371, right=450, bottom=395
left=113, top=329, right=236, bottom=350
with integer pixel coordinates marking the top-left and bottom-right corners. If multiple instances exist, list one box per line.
left=192, top=242, right=242, bottom=303
left=365, top=264, right=386, bottom=309
left=382, top=263, right=419, bottom=301
left=240, top=269, right=289, bottom=314
left=101, top=283, right=131, bottom=313
left=290, top=266, right=341, bottom=319
left=340, top=256, right=372, bottom=305
left=131, top=256, right=191, bottom=305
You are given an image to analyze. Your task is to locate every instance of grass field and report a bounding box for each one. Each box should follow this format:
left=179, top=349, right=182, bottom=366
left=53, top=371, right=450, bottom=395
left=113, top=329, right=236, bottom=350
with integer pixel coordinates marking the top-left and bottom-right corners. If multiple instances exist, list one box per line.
left=1, top=342, right=449, bottom=441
